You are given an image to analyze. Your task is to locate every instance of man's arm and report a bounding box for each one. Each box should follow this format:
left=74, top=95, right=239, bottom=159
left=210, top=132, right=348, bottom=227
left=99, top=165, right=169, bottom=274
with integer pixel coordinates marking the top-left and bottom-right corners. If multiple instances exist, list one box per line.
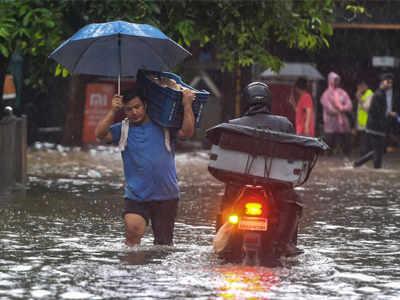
left=177, top=89, right=195, bottom=139
left=320, top=91, right=339, bottom=116
left=362, top=93, right=373, bottom=110
left=304, top=107, right=312, bottom=136
left=95, top=94, right=123, bottom=143
left=341, top=91, right=353, bottom=112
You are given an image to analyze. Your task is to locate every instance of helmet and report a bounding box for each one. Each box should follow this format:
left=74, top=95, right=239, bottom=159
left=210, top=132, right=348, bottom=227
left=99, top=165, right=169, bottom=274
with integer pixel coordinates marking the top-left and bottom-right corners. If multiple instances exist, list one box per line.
left=243, top=82, right=272, bottom=110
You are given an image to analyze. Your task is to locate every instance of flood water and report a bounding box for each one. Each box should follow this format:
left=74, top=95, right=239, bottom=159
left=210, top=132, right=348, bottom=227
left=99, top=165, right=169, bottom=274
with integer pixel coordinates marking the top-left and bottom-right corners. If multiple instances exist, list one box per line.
left=1, top=143, right=400, bottom=299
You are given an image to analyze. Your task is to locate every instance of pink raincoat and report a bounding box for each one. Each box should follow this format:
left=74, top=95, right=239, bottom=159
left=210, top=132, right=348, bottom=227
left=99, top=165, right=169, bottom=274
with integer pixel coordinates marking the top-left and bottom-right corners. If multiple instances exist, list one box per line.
left=320, top=72, right=353, bottom=133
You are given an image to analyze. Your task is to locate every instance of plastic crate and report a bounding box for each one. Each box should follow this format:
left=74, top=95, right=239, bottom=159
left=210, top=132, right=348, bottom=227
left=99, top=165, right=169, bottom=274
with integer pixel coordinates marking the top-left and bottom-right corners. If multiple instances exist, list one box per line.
left=136, top=69, right=210, bottom=128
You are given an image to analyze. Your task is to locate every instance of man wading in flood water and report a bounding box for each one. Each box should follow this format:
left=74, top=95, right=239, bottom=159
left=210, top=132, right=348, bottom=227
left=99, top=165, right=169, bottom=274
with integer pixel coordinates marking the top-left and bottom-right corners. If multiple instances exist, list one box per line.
left=95, top=87, right=195, bottom=246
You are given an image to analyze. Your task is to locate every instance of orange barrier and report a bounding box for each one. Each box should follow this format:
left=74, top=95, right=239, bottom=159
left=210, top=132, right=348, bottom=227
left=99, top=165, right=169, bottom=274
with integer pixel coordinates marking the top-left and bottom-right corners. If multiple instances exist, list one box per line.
left=2, top=74, right=16, bottom=100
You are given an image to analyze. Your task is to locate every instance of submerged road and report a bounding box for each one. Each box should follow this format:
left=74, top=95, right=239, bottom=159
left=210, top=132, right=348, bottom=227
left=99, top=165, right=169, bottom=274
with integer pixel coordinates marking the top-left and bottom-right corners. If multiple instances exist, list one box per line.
left=0, top=144, right=399, bottom=299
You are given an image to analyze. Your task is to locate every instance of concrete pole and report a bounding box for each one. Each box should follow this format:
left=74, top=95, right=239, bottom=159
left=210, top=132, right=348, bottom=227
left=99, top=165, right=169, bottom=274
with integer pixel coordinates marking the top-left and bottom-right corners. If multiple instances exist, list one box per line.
left=15, top=115, right=27, bottom=186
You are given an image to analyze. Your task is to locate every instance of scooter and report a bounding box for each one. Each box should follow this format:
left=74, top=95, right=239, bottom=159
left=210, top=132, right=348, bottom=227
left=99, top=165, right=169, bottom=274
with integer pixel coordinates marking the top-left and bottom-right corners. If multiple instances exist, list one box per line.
left=206, top=122, right=329, bottom=266
left=214, top=184, right=297, bottom=267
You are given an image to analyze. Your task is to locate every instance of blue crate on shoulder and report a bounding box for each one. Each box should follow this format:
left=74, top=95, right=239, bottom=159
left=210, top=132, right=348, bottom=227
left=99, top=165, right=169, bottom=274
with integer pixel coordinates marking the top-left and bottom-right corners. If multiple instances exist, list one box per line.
left=136, top=69, right=210, bottom=128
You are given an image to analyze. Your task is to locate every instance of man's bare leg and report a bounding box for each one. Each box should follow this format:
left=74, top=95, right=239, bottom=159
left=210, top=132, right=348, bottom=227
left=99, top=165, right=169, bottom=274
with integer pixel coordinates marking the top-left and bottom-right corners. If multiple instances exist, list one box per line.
left=124, top=213, right=147, bottom=246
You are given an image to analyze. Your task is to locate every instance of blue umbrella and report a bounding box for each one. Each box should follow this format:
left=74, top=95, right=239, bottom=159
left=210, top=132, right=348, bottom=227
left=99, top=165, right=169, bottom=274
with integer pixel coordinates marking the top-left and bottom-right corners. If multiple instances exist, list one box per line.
left=49, top=20, right=191, bottom=93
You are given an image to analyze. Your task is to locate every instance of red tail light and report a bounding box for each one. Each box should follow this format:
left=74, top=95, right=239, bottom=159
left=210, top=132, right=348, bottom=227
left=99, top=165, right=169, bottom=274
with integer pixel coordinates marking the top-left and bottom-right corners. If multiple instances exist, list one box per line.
left=240, top=195, right=267, bottom=218
left=245, top=202, right=263, bottom=216
left=227, top=186, right=269, bottom=224
left=243, top=197, right=266, bottom=217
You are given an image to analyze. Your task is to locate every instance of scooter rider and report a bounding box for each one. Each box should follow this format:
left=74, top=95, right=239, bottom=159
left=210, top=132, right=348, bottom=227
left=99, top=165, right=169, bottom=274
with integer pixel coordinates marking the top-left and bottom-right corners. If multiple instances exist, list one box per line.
left=221, top=81, right=303, bottom=257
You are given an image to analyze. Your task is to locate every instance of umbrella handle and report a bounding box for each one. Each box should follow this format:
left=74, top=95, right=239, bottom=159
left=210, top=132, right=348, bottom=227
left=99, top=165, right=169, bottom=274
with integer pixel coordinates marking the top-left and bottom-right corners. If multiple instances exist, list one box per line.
left=118, top=74, right=120, bottom=95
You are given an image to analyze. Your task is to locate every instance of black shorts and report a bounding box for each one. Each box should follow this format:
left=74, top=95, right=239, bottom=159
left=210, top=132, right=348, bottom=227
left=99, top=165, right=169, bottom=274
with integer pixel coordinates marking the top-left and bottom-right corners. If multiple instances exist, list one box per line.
left=123, top=198, right=179, bottom=245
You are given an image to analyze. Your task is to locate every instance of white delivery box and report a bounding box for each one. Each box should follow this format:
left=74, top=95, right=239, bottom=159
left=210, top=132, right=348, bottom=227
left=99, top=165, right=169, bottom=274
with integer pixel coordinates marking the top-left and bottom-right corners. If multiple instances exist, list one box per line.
left=208, top=144, right=311, bottom=185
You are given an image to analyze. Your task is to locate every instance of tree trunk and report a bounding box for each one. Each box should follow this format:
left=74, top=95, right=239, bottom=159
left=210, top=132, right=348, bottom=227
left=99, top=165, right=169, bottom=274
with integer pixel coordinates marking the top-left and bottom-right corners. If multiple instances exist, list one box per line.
left=220, top=70, right=235, bottom=122
left=61, top=75, right=89, bottom=146
left=219, top=66, right=252, bottom=122
left=240, top=66, right=251, bottom=113
left=235, top=67, right=241, bottom=117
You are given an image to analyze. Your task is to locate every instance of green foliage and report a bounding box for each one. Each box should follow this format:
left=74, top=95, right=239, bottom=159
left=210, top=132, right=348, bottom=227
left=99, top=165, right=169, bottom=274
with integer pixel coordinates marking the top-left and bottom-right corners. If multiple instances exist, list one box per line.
left=0, top=0, right=362, bottom=100
left=0, top=0, right=64, bottom=92
left=55, top=64, right=69, bottom=78
left=0, top=0, right=164, bottom=93
left=159, top=0, right=338, bottom=72
left=0, top=1, right=62, bottom=57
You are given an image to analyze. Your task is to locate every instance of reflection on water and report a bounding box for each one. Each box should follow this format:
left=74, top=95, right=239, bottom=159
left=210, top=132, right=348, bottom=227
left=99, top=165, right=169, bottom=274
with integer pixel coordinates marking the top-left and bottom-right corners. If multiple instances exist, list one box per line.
left=0, top=146, right=400, bottom=299
left=213, top=266, right=282, bottom=299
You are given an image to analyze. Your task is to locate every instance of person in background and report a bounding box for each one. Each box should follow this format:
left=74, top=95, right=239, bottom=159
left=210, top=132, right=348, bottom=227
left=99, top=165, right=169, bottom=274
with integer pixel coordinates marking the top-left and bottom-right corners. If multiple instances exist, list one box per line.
left=95, top=86, right=195, bottom=246
left=320, top=72, right=353, bottom=158
left=355, top=81, right=374, bottom=156
left=353, top=73, right=398, bottom=169
left=383, top=75, right=400, bottom=152
left=289, top=77, right=315, bottom=136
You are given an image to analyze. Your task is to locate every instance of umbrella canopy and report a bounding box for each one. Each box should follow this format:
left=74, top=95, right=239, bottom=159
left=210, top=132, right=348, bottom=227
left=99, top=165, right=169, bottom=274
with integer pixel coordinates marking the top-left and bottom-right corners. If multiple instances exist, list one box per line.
left=260, top=62, right=324, bottom=81
left=49, top=20, right=191, bottom=89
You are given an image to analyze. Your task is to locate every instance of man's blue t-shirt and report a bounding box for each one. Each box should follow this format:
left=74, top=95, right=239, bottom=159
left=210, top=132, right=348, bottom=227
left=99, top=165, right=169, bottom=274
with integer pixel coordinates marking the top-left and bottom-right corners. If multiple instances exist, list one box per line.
left=110, top=120, right=179, bottom=202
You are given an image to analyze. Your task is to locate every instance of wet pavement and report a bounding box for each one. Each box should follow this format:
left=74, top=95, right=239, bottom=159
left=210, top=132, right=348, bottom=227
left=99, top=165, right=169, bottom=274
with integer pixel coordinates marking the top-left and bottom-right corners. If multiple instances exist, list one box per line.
left=1, top=143, right=400, bottom=299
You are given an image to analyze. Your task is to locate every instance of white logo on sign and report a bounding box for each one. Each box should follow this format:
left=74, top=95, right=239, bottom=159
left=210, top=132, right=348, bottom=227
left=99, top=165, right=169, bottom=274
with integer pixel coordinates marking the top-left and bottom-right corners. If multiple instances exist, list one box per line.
left=90, top=93, right=108, bottom=107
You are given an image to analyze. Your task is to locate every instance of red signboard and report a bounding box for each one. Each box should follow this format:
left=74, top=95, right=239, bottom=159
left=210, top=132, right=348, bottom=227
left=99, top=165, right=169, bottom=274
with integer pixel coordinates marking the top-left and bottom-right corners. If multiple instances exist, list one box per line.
left=82, top=83, right=115, bottom=143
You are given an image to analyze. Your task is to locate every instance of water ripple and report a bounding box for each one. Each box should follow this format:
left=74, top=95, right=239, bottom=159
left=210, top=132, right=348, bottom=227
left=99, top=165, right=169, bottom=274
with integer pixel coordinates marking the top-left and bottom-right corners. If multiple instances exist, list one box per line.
left=1, top=150, right=400, bottom=299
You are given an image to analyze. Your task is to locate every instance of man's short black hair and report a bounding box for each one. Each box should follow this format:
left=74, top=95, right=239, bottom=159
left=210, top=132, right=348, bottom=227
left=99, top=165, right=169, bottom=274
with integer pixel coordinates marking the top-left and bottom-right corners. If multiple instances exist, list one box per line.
left=294, top=77, right=308, bottom=90
left=120, top=86, right=145, bottom=104
left=380, top=72, right=394, bottom=82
